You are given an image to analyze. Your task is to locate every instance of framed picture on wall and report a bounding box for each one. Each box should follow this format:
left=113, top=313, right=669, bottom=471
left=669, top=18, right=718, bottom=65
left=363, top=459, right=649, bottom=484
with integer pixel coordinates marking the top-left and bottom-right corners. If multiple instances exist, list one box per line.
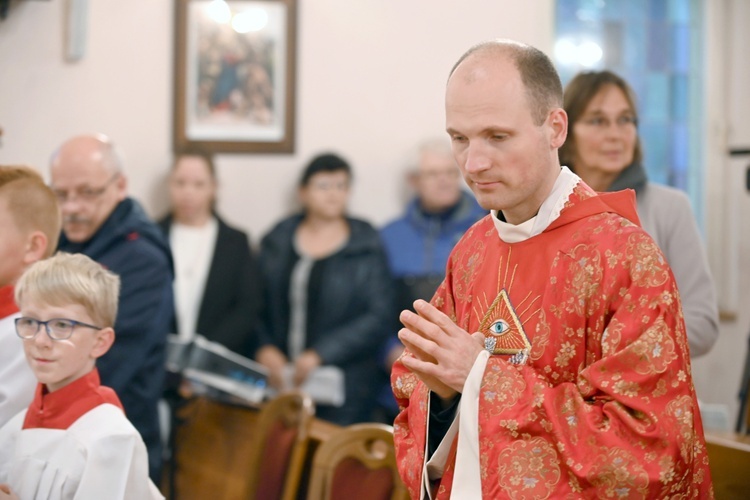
left=173, top=0, right=297, bottom=154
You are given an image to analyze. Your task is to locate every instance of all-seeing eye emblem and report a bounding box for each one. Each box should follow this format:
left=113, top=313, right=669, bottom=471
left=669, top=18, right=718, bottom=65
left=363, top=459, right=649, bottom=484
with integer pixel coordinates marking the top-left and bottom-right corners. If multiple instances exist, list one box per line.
left=478, top=288, right=532, bottom=356
left=488, top=319, right=510, bottom=336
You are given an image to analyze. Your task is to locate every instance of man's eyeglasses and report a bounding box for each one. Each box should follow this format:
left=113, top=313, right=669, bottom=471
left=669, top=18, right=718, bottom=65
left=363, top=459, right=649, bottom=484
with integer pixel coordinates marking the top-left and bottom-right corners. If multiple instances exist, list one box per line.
left=52, top=173, right=120, bottom=203
left=15, top=317, right=104, bottom=341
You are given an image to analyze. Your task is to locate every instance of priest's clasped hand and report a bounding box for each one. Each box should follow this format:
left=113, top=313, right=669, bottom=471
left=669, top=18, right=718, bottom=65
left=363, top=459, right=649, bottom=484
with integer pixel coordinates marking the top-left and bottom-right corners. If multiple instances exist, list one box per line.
left=398, top=299, right=484, bottom=400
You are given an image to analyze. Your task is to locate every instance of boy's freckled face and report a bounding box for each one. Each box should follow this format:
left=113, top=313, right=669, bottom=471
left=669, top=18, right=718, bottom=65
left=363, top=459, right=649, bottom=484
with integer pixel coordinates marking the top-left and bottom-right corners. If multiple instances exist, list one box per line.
left=20, top=299, right=104, bottom=393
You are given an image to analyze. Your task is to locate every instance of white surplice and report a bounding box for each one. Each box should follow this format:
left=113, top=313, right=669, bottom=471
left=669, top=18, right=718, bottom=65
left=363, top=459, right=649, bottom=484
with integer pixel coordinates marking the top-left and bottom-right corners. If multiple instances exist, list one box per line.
left=0, top=404, right=163, bottom=500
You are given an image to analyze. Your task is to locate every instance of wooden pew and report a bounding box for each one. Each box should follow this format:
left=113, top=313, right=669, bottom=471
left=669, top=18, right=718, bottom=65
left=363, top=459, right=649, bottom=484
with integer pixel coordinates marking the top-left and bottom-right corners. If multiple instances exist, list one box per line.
left=705, top=431, right=750, bottom=498
left=166, top=396, right=340, bottom=500
left=167, top=398, right=750, bottom=499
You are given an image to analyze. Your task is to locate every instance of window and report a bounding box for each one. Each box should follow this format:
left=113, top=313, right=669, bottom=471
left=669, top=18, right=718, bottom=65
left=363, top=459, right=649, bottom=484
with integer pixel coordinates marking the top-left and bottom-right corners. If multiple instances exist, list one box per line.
left=554, top=0, right=704, bottom=223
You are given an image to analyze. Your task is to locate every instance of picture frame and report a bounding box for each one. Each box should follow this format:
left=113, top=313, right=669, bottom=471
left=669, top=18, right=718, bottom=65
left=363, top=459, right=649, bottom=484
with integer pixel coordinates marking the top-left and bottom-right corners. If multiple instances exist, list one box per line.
left=173, top=0, right=297, bottom=154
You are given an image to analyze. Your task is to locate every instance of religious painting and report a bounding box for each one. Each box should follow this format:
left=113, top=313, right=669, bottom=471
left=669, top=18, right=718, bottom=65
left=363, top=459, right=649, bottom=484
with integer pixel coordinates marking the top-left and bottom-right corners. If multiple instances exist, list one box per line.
left=173, top=0, right=297, bottom=153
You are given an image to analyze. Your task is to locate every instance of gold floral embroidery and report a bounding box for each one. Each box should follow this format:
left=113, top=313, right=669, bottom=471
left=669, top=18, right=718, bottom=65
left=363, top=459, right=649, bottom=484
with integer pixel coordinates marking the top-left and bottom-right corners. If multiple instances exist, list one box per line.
left=612, top=378, right=641, bottom=398
left=393, top=370, right=419, bottom=399
left=481, top=361, right=526, bottom=415
left=497, top=437, right=562, bottom=499
left=658, top=455, right=676, bottom=485
left=601, top=320, right=624, bottom=357
left=665, top=396, right=695, bottom=463
left=531, top=310, right=551, bottom=361
left=588, top=447, right=649, bottom=499
left=453, top=239, right=485, bottom=302
left=651, top=379, right=668, bottom=398
left=558, top=244, right=603, bottom=316
left=621, top=316, right=678, bottom=375
left=628, top=234, right=670, bottom=287
left=555, top=341, right=577, bottom=368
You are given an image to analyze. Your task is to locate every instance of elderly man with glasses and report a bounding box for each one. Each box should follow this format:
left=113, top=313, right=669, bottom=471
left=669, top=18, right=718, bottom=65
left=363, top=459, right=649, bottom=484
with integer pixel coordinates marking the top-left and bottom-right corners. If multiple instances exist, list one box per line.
left=50, top=134, right=174, bottom=483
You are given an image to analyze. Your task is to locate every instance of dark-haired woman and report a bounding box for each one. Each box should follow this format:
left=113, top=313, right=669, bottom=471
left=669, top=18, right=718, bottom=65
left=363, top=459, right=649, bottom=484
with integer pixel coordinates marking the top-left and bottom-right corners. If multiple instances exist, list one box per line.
left=254, top=153, right=395, bottom=425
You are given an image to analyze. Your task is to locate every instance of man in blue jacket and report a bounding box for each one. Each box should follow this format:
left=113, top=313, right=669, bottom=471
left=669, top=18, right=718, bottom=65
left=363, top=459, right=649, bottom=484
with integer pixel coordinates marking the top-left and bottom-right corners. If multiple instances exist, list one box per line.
left=375, top=138, right=486, bottom=422
left=50, top=134, right=173, bottom=483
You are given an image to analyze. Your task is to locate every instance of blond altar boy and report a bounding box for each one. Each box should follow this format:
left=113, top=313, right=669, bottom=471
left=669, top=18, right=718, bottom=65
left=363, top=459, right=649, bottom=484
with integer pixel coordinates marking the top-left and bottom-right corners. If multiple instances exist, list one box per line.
left=0, top=253, right=163, bottom=500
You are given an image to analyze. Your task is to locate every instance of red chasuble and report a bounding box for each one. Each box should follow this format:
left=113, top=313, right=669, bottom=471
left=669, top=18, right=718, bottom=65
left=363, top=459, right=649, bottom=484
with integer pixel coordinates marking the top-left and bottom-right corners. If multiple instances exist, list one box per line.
left=392, top=182, right=713, bottom=499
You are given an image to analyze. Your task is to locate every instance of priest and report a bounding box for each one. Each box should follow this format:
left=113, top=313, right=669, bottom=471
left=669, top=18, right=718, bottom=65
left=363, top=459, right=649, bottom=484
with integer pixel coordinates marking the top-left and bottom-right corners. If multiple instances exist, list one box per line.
left=391, top=39, right=713, bottom=499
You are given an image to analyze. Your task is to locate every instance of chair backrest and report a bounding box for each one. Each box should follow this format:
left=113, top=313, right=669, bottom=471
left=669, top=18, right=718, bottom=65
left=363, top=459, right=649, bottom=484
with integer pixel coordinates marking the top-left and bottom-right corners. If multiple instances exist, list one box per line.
left=306, top=423, right=408, bottom=500
left=736, top=332, right=750, bottom=433
left=245, top=391, right=315, bottom=500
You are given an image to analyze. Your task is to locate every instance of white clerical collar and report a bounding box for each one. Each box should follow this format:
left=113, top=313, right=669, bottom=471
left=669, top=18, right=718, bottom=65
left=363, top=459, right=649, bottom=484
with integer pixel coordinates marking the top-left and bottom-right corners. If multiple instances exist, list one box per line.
left=491, top=166, right=580, bottom=243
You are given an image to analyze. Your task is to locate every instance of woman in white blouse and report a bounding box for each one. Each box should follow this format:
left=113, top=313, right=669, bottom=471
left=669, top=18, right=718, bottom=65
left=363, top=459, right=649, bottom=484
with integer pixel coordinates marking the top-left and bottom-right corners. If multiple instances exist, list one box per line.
left=158, top=151, right=260, bottom=355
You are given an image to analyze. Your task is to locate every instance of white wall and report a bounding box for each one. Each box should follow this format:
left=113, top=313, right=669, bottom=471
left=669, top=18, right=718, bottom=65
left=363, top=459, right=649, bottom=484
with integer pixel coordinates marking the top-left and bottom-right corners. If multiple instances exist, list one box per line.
left=0, top=0, right=554, bottom=238
left=2, top=0, right=749, bottom=425
left=0, top=0, right=174, bottom=216
left=691, top=0, right=750, bottom=429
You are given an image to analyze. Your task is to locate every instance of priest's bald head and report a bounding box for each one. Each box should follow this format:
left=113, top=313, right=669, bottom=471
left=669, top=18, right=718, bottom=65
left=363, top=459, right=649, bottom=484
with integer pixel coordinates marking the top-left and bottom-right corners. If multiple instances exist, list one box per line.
left=445, top=39, right=568, bottom=224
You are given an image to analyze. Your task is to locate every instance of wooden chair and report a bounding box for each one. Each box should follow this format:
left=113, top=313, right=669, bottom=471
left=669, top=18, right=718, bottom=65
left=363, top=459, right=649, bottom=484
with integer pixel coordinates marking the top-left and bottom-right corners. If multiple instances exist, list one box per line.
left=736, top=333, right=750, bottom=433
left=705, top=432, right=750, bottom=498
left=306, top=423, right=408, bottom=500
left=172, top=397, right=263, bottom=499
left=245, top=391, right=315, bottom=500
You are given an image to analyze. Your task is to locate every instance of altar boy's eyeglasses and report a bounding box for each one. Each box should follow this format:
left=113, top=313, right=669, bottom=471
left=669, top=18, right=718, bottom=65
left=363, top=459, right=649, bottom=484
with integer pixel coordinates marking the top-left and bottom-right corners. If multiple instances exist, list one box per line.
left=15, top=317, right=103, bottom=341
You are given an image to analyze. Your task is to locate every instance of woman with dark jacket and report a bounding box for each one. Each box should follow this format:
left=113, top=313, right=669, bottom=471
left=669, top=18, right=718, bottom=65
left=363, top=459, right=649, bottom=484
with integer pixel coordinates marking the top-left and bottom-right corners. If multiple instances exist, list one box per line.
left=254, top=153, right=395, bottom=425
left=158, top=151, right=260, bottom=355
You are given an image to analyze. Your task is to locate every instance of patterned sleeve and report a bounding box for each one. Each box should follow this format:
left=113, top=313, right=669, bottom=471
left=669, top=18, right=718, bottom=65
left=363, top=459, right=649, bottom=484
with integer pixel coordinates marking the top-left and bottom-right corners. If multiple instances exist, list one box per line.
left=391, top=258, right=459, bottom=498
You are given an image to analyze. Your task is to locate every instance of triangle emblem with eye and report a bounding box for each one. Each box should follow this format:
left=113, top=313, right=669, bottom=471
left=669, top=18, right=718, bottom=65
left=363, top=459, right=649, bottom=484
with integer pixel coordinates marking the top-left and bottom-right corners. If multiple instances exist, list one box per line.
left=478, top=288, right=531, bottom=356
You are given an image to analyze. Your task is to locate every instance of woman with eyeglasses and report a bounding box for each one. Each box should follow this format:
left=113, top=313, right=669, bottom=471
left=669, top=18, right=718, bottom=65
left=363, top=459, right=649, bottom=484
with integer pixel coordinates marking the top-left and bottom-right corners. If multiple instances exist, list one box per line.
left=560, top=70, right=718, bottom=357
left=253, top=153, right=395, bottom=425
